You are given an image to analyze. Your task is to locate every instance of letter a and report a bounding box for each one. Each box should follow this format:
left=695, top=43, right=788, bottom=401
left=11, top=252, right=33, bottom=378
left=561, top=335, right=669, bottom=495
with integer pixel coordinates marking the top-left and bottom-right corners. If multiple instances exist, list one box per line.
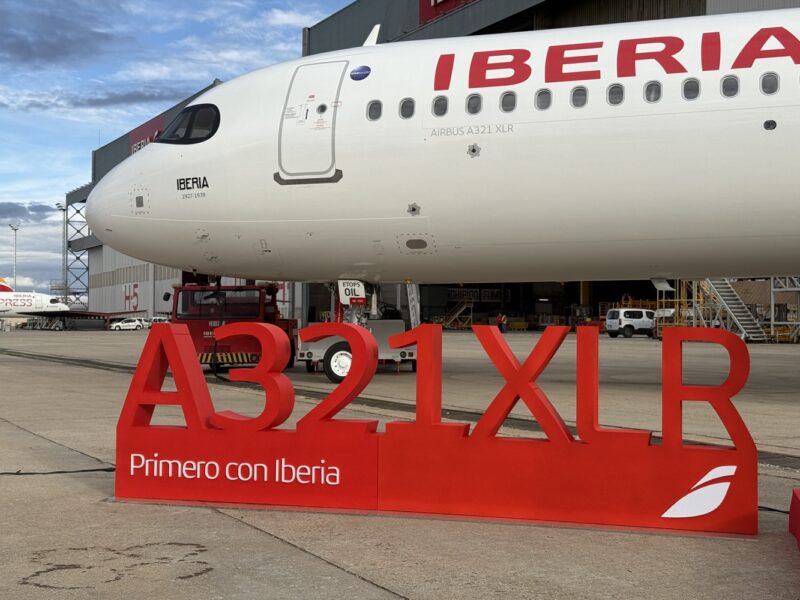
left=118, top=323, right=215, bottom=431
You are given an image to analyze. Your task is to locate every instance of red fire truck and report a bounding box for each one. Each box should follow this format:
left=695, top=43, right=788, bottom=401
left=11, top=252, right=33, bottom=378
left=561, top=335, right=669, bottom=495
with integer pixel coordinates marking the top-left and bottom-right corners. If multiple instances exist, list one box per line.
left=169, top=283, right=297, bottom=369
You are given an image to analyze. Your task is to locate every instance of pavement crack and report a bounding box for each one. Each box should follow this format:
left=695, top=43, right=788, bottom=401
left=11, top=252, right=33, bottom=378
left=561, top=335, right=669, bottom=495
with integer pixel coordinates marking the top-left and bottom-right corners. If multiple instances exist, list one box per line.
left=0, top=467, right=115, bottom=476
left=758, top=505, right=790, bottom=515
left=212, top=509, right=409, bottom=599
left=0, top=415, right=113, bottom=467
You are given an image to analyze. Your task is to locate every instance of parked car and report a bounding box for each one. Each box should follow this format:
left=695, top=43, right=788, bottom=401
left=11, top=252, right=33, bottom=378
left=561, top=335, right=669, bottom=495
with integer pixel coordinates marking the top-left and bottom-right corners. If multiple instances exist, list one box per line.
left=605, top=309, right=655, bottom=338
left=111, top=318, right=145, bottom=331
left=141, top=316, right=169, bottom=328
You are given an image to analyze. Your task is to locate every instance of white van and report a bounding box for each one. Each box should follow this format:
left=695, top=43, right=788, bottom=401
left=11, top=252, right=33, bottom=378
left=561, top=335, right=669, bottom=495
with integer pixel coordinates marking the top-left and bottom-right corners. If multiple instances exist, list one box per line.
left=605, top=309, right=655, bottom=338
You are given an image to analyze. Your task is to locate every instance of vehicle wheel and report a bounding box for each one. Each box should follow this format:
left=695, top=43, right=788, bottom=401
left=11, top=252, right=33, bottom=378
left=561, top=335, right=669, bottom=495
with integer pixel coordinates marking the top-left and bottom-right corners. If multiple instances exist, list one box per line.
left=411, top=359, right=417, bottom=372
left=646, top=329, right=655, bottom=338
left=286, top=341, right=296, bottom=370
left=136, top=325, right=142, bottom=330
left=305, top=361, right=316, bottom=373
left=323, top=341, right=351, bottom=384
left=113, top=326, right=120, bottom=331
left=622, top=326, right=634, bottom=338
left=608, top=332, right=618, bottom=338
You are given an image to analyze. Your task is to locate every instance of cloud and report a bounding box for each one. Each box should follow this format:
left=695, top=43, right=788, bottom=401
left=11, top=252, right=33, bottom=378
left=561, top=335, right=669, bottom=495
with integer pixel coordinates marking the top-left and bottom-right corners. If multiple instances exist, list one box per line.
left=266, top=8, right=327, bottom=28
left=0, top=202, right=57, bottom=223
left=0, top=1, right=127, bottom=69
left=0, top=85, right=194, bottom=116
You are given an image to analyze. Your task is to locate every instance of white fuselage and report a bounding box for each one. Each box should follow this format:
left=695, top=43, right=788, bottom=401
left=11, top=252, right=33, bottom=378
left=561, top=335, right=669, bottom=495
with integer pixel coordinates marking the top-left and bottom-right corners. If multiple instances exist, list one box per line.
left=87, top=10, right=800, bottom=284
left=0, top=292, right=69, bottom=318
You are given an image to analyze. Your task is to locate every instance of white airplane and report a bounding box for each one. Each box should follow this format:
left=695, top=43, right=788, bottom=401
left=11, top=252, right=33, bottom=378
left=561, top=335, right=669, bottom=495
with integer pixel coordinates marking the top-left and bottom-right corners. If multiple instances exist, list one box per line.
left=0, top=278, right=69, bottom=319
left=87, top=9, right=800, bottom=285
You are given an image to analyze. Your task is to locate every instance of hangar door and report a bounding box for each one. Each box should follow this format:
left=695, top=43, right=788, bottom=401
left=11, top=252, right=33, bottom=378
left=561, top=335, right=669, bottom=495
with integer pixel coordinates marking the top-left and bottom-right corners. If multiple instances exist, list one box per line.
left=277, top=61, right=347, bottom=183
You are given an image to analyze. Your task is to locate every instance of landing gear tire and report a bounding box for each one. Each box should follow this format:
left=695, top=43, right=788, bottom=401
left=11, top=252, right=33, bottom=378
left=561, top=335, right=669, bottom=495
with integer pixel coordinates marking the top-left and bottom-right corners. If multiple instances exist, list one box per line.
left=305, top=361, right=316, bottom=373
left=411, top=359, right=417, bottom=372
left=608, top=332, right=619, bottom=338
left=622, top=326, right=634, bottom=338
left=323, top=342, right=351, bottom=384
left=286, top=341, right=296, bottom=369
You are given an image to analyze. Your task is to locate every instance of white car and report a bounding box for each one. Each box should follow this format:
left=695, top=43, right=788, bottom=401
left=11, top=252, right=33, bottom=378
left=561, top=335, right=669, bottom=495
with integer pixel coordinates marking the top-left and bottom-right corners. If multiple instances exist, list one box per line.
left=111, top=318, right=145, bottom=331
left=605, top=309, right=655, bottom=338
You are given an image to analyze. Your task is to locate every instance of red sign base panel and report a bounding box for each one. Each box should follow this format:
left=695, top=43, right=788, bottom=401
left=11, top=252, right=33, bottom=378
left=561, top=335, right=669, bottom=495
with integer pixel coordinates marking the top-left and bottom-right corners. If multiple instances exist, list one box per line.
left=116, top=324, right=758, bottom=536
left=790, top=489, right=800, bottom=549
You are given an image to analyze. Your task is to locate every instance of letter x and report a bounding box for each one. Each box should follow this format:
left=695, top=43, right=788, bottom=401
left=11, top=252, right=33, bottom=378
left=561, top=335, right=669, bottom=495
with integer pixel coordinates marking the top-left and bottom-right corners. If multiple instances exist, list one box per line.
left=471, top=326, right=574, bottom=444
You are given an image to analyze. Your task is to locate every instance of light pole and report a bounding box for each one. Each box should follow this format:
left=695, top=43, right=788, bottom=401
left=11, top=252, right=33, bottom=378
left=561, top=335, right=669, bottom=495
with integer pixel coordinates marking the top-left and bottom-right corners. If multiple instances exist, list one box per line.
left=55, top=203, right=68, bottom=304
left=8, top=222, right=19, bottom=289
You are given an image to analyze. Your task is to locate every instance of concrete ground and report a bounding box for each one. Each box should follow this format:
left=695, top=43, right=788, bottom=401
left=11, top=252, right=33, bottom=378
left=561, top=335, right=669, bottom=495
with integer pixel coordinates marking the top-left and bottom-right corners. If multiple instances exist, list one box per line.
left=0, top=329, right=798, bottom=599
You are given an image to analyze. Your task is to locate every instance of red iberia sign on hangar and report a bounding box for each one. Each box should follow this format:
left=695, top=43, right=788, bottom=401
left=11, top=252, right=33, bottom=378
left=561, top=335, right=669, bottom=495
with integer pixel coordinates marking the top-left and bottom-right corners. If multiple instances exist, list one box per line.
left=116, top=323, right=758, bottom=535
left=419, top=0, right=475, bottom=25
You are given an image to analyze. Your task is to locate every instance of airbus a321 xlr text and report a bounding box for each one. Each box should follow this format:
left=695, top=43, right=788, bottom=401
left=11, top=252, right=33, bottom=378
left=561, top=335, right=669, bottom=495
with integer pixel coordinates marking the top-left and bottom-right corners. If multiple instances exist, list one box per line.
left=87, top=10, right=800, bottom=284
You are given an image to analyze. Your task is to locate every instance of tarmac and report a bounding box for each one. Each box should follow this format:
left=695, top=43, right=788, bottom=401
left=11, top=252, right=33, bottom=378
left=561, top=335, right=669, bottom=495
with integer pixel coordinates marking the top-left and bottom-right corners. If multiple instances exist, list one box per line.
left=0, top=329, right=798, bottom=599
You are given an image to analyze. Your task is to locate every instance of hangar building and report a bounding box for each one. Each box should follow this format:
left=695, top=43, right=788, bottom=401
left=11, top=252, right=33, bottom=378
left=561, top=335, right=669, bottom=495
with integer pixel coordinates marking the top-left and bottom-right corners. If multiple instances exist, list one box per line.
left=70, top=0, right=800, bottom=330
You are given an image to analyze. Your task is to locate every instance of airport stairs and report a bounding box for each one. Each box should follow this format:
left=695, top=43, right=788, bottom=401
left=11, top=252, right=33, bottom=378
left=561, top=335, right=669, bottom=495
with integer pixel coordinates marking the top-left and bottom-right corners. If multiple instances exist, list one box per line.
left=704, top=278, right=768, bottom=342
left=442, top=300, right=474, bottom=330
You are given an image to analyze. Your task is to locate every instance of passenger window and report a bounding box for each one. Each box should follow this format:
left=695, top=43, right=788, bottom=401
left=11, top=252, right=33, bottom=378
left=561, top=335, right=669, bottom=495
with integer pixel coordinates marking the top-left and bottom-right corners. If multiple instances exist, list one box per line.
left=722, top=75, right=739, bottom=98
left=607, top=84, right=624, bottom=105
left=683, top=78, right=700, bottom=100
left=500, top=92, right=517, bottom=112
left=571, top=86, right=588, bottom=108
left=158, top=104, right=220, bottom=145
left=624, top=310, right=643, bottom=319
left=645, top=81, right=662, bottom=103
left=400, top=98, right=415, bottom=119
left=761, top=73, right=779, bottom=95
left=535, top=89, right=552, bottom=110
left=466, top=94, right=482, bottom=115
left=433, top=96, right=448, bottom=117
left=367, top=100, right=382, bottom=121
left=646, top=311, right=655, bottom=319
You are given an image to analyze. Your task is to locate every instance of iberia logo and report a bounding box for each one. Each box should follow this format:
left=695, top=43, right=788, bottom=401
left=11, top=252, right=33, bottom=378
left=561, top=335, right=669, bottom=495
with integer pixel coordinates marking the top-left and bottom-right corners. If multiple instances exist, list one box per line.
left=662, top=466, right=737, bottom=519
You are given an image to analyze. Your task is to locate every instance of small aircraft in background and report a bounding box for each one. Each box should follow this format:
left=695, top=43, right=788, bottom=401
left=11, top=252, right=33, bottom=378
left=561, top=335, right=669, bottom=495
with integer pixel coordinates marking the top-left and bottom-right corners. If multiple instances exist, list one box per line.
left=0, top=278, right=70, bottom=319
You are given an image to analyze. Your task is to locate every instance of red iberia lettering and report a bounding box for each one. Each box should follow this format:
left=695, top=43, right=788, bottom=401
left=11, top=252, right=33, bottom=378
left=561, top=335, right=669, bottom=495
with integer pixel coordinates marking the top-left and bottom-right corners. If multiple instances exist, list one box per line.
left=617, top=36, right=687, bottom=77
left=468, top=49, right=532, bottom=88
left=732, top=27, right=800, bottom=69
left=545, top=41, right=603, bottom=83
left=434, top=53, right=455, bottom=91
left=701, top=32, right=721, bottom=71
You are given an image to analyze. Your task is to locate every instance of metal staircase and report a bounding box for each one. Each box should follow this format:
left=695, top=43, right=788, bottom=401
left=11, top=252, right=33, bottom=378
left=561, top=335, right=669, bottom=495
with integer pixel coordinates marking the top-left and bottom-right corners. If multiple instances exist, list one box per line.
left=442, top=300, right=474, bottom=330
left=406, top=283, right=421, bottom=328
left=704, top=278, right=768, bottom=342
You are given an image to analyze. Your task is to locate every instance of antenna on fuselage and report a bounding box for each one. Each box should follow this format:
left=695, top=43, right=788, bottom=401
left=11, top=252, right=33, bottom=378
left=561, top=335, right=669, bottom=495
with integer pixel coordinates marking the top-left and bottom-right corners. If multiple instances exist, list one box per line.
left=363, top=24, right=381, bottom=46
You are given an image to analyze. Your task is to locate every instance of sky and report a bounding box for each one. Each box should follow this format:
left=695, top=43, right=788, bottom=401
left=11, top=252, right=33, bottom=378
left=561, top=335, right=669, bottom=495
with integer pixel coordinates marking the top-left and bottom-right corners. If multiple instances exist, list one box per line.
left=0, top=0, right=351, bottom=291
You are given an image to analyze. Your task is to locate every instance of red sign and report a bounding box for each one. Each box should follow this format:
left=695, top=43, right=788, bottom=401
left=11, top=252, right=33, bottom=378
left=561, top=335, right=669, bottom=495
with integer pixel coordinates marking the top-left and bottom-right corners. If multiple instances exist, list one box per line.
left=791, top=489, right=800, bottom=550
left=433, top=27, right=800, bottom=90
left=420, top=0, right=474, bottom=25
left=116, top=323, right=757, bottom=535
left=129, top=115, right=165, bottom=155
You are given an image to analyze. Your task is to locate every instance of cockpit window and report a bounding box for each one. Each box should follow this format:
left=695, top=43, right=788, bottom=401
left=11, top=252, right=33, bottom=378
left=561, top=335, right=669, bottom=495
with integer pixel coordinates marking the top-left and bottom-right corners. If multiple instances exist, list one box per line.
left=157, top=104, right=220, bottom=144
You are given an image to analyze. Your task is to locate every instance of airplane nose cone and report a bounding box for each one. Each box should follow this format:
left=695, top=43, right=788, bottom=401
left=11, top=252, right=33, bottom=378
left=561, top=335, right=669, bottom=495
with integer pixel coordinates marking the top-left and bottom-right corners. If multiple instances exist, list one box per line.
left=86, top=175, right=116, bottom=243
